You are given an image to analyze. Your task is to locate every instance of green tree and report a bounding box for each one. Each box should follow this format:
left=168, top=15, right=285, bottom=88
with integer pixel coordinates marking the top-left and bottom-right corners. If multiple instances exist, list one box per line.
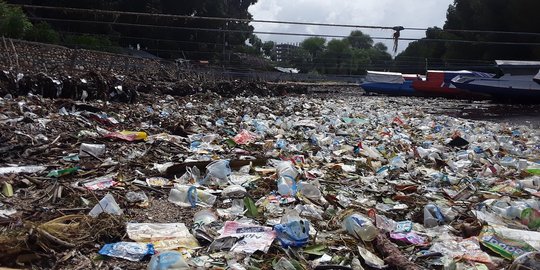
left=262, top=41, right=276, bottom=61
left=300, top=37, right=326, bottom=58
left=398, top=0, right=540, bottom=63
left=248, top=34, right=263, bottom=55
left=24, top=22, right=59, bottom=43
left=0, top=1, right=32, bottom=38
left=374, top=42, right=388, bottom=52
left=347, top=30, right=373, bottom=50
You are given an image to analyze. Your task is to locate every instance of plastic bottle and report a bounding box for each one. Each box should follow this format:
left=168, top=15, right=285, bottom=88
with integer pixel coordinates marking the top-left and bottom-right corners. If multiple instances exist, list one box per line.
left=423, top=204, right=445, bottom=228
left=277, top=176, right=297, bottom=196
left=342, top=213, right=379, bottom=242
left=276, top=161, right=299, bottom=180
left=147, top=251, right=189, bottom=270
left=168, top=185, right=216, bottom=208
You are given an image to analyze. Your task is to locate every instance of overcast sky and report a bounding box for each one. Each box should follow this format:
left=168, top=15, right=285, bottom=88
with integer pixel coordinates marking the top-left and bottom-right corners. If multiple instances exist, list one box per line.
left=249, top=0, right=454, bottom=54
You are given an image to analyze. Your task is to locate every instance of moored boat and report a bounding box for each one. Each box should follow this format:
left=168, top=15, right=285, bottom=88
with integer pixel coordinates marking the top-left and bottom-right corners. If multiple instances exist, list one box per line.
left=412, top=70, right=494, bottom=98
left=450, top=60, right=540, bottom=102
left=451, top=71, right=540, bottom=101
left=361, top=71, right=421, bottom=96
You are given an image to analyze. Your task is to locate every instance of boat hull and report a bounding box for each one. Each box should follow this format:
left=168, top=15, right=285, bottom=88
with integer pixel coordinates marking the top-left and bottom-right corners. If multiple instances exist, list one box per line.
left=452, top=78, right=540, bottom=101
left=361, top=81, right=418, bottom=96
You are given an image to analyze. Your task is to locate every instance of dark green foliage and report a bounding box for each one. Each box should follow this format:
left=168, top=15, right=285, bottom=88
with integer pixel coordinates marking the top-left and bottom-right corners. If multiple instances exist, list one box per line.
left=285, top=31, right=392, bottom=74
left=24, top=22, right=59, bottom=43
left=6, top=0, right=259, bottom=59
left=398, top=0, right=540, bottom=63
left=64, top=34, right=120, bottom=53
left=0, top=1, right=32, bottom=38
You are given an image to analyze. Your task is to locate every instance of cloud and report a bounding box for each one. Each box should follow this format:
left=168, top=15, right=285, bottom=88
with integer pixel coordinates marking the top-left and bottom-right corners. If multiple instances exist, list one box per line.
left=248, top=0, right=453, bottom=53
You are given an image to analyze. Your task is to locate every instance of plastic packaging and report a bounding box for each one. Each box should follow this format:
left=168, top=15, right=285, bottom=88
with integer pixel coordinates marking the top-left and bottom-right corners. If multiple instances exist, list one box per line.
left=277, top=176, right=297, bottom=197
left=82, top=174, right=116, bottom=190
left=147, top=251, right=190, bottom=270
left=479, top=225, right=536, bottom=260
left=521, top=208, right=540, bottom=230
left=168, top=184, right=216, bottom=208
left=509, top=252, right=540, bottom=270
left=273, top=257, right=296, bottom=270
left=79, top=143, right=106, bottom=157
left=47, top=167, right=79, bottom=178
left=222, top=185, right=247, bottom=198
left=0, top=165, right=46, bottom=175
left=105, top=131, right=148, bottom=141
left=297, top=181, right=321, bottom=201
left=89, top=193, right=123, bottom=217
left=274, top=219, right=310, bottom=248
left=98, top=242, right=154, bottom=261
left=204, top=160, right=231, bottom=185
left=126, top=223, right=200, bottom=250
left=276, top=161, right=299, bottom=180
left=126, top=191, right=149, bottom=204
left=193, top=209, right=218, bottom=228
left=423, top=203, right=445, bottom=228
left=342, top=213, right=378, bottom=242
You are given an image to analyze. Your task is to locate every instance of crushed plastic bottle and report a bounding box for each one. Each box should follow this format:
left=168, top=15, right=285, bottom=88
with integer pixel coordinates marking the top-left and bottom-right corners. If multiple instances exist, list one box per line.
left=342, top=213, right=379, bottom=242
left=168, top=184, right=217, bottom=208
left=423, top=203, right=445, bottom=228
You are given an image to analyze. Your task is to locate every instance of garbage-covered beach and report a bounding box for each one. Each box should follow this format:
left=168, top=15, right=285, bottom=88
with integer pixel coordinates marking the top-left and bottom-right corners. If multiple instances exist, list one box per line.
left=2, top=75, right=540, bottom=270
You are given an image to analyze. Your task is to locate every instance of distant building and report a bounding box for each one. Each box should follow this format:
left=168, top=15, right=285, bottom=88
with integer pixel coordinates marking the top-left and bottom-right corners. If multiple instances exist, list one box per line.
left=275, top=43, right=299, bottom=62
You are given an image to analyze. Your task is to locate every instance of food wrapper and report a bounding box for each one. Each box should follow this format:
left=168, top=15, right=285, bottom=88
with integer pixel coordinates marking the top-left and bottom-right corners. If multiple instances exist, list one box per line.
left=479, top=226, right=536, bottom=260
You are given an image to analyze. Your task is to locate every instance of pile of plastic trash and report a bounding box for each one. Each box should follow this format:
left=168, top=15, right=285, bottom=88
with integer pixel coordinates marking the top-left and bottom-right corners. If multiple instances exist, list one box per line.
left=1, top=92, right=540, bottom=270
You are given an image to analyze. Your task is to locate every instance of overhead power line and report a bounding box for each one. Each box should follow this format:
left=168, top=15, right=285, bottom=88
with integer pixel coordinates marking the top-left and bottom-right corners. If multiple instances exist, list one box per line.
left=25, top=17, right=540, bottom=47
left=16, top=4, right=540, bottom=37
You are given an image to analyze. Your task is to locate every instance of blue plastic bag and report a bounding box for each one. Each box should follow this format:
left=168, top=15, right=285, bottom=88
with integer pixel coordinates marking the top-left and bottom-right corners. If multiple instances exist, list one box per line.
left=99, top=242, right=155, bottom=261
left=274, top=220, right=310, bottom=248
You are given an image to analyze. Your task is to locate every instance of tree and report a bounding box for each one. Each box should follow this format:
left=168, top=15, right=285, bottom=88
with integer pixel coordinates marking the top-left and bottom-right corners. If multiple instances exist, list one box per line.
left=374, top=42, right=388, bottom=52
left=24, top=22, right=59, bottom=43
left=6, top=0, right=260, bottom=59
left=0, top=1, right=32, bottom=38
left=347, top=30, right=373, bottom=50
left=248, top=34, right=263, bottom=55
left=262, top=41, right=276, bottom=61
left=398, top=0, right=540, bottom=63
left=300, top=37, right=326, bottom=58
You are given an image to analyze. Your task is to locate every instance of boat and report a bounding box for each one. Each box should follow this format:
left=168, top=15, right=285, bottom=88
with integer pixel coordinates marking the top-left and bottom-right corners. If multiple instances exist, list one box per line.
left=361, top=71, right=421, bottom=96
left=412, top=70, right=494, bottom=98
left=451, top=72, right=540, bottom=101
left=450, top=60, right=540, bottom=101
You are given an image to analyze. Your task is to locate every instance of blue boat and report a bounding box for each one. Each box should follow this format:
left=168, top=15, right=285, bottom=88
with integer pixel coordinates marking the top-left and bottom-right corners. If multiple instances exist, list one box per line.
left=452, top=73, right=540, bottom=101
left=451, top=61, right=540, bottom=101
left=361, top=71, right=420, bottom=96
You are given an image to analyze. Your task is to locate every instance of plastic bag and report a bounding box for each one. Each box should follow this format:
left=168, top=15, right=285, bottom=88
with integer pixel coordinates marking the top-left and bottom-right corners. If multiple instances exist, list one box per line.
left=89, top=193, right=123, bottom=217
left=274, top=219, right=310, bottom=248
left=98, top=242, right=154, bottom=261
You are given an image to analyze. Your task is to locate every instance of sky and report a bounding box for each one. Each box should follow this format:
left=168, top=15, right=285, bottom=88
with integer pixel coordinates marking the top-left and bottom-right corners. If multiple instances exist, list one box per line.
left=248, top=0, right=454, bottom=54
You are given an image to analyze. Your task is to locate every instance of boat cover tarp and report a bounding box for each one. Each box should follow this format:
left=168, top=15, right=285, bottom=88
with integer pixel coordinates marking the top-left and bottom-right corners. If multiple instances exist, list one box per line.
left=365, top=71, right=404, bottom=84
